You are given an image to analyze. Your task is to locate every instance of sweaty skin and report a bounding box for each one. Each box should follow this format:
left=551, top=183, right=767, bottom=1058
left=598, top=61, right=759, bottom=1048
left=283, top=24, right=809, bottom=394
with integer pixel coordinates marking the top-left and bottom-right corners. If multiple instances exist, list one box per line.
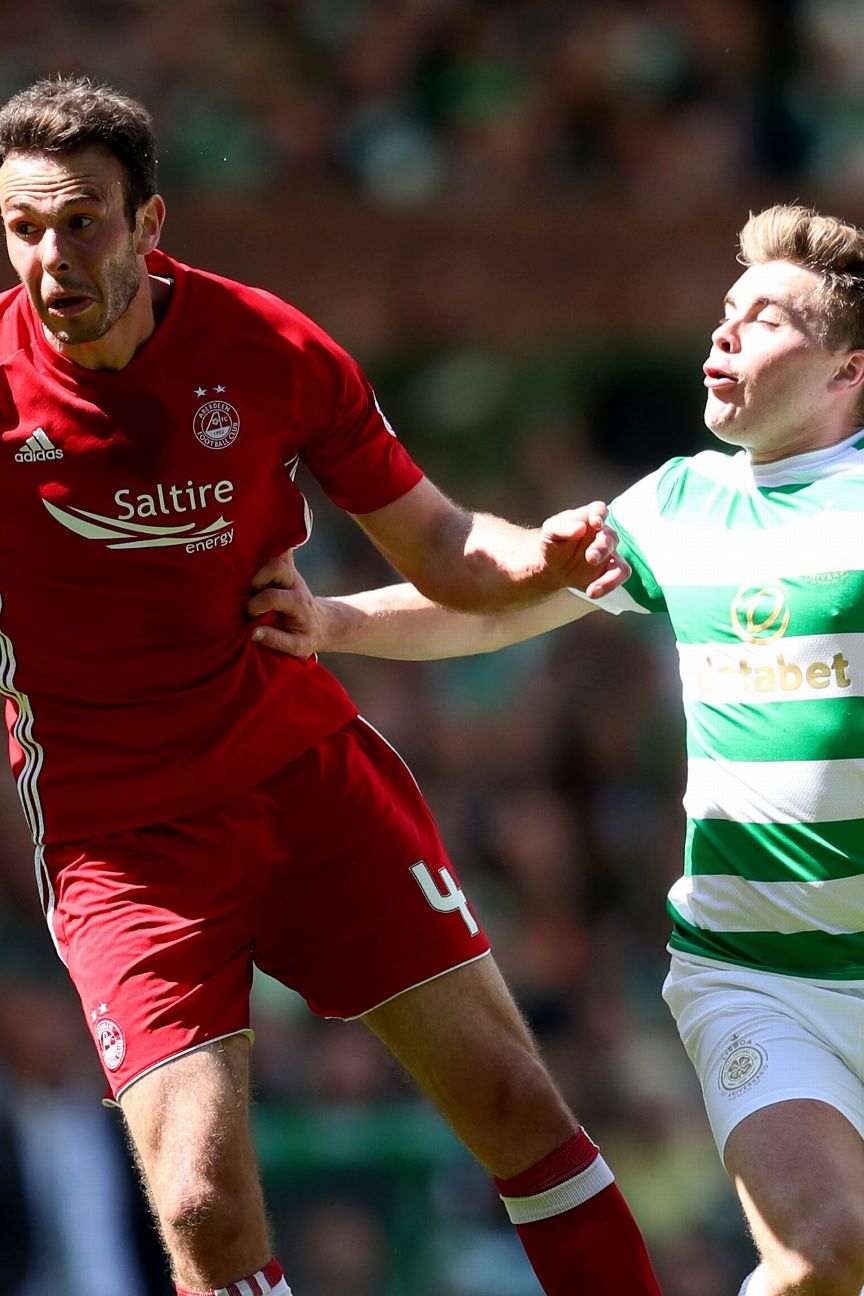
left=0, top=146, right=166, bottom=369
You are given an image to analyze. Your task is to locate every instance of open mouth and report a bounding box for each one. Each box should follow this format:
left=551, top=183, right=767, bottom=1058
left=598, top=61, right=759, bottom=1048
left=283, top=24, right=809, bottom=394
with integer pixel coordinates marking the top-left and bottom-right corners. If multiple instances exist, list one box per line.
left=46, top=294, right=93, bottom=317
left=703, top=365, right=739, bottom=390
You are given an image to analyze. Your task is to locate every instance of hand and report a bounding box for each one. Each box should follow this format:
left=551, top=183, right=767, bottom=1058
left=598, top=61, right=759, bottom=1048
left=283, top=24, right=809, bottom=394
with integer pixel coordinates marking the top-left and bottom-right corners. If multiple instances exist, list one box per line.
left=540, top=501, right=630, bottom=598
left=247, top=551, right=331, bottom=658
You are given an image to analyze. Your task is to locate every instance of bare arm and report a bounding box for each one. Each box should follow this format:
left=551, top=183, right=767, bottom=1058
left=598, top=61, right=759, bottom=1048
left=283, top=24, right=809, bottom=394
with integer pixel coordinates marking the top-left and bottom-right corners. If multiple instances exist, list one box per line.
left=347, top=478, right=623, bottom=612
left=251, top=579, right=598, bottom=660
left=247, top=487, right=628, bottom=658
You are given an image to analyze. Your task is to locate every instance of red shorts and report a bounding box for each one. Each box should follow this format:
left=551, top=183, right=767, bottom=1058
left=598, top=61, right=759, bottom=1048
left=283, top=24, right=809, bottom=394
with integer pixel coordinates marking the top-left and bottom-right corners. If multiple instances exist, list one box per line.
left=44, top=717, right=489, bottom=1099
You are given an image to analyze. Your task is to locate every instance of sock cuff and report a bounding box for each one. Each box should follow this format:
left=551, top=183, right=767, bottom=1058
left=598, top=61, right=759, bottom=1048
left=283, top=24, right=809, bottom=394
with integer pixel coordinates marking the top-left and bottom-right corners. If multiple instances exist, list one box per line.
left=495, top=1131, right=617, bottom=1226
left=498, top=1154, right=616, bottom=1224
left=494, top=1128, right=600, bottom=1198
left=177, top=1259, right=287, bottom=1296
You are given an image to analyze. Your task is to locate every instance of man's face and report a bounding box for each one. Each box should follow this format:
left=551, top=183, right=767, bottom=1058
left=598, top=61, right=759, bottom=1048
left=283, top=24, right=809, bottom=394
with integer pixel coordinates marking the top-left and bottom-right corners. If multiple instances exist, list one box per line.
left=703, top=260, right=851, bottom=463
left=0, top=146, right=143, bottom=354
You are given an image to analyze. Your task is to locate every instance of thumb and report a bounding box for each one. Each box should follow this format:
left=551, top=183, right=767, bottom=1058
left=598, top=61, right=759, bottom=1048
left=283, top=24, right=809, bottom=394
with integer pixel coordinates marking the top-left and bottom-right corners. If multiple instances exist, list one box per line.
left=541, top=509, right=590, bottom=542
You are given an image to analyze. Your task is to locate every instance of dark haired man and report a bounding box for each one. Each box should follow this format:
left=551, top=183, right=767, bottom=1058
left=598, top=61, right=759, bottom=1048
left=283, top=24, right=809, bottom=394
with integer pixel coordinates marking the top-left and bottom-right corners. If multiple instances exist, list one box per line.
left=0, top=77, right=662, bottom=1296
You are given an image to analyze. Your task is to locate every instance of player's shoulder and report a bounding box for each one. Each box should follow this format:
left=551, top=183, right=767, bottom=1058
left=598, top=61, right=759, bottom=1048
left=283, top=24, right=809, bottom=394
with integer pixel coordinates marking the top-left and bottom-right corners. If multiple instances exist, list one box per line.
left=0, top=282, right=29, bottom=363
left=645, top=448, right=747, bottom=510
left=159, top=249, right=346, bottom=358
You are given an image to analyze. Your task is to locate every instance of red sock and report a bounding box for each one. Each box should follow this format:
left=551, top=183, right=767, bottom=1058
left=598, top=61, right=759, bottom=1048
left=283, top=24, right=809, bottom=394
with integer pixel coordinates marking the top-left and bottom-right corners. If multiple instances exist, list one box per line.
left=175, top=1257, right=288, bottom=1295
left=494, top=1129, right=663, bottom=1295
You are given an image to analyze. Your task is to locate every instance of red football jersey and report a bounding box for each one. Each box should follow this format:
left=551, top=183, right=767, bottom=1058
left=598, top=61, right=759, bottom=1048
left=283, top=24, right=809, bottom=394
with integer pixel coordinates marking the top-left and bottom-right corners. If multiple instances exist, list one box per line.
left=0, top=249, right=424, bottom=842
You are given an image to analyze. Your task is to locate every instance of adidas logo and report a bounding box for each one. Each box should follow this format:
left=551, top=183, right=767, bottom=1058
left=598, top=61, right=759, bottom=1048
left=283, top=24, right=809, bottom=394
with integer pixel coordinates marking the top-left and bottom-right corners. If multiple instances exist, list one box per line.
left=15, top=428, right=64, bottom=462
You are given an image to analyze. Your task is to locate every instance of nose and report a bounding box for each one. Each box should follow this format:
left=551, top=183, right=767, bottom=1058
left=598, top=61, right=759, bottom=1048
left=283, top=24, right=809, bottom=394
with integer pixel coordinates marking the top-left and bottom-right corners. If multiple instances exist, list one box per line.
left=40, top=227, right=72, bottom=275
left=711, top=316, right=739, bottom=353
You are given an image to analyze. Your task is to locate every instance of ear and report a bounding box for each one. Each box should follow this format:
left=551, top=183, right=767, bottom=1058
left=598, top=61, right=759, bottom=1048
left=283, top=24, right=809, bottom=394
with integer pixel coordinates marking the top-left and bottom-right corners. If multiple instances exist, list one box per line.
left=135, top=193, right=165, bottom=256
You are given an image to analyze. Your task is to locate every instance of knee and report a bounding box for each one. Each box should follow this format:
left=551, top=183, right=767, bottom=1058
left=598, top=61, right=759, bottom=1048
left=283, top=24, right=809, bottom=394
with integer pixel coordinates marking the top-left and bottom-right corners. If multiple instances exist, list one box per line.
left=483, top=1044, right=567, bottom=1125
left=159, top=1174, right=243, bottom=1252
left=769, top=1209, right=864, bottom=1296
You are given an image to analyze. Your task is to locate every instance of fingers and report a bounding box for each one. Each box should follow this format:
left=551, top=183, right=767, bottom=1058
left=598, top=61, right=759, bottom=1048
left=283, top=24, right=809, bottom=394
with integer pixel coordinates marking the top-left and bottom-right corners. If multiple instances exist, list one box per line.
left=250, top=550, right=297, bottom=591
left=541, top=509, right=589, bottom=543
left=542, top=501, right=607, bottom=538
left=583, top=522, right=619, bottom=566
left=246, top=585, right=300, bottom=618
left=250, top=623, right=315, bottom=657
left=583, top=553, right=631, bottom=599
left=248, top=581, right=322, bottom=658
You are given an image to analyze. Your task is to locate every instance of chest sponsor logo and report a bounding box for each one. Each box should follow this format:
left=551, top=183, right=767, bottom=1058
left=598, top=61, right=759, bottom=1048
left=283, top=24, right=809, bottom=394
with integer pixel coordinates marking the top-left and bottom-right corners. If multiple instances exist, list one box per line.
left=42, top=478, right=236, bottom=552
left=193, top=399, right=240, bottom=450
left=679, top=581, right=855, bottom=699
left=730, top=583, right=790, bottom=643
left=694, top=649, right=852, bottom=697
left=14, top=427, right=64, bottom=462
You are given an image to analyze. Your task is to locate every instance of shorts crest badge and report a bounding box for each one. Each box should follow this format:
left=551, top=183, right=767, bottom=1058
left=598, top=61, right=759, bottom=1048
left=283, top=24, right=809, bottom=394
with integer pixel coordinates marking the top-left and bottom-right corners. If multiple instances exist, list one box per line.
left=718, top=1035, right=767, bottom=1096
left=95, top=1016, right=127, bottom=1072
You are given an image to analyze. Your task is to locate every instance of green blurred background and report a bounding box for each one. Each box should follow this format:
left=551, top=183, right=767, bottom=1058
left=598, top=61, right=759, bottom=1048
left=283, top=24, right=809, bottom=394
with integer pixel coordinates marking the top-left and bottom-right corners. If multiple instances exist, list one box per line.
left=0, top=3, right=862, bottom=1293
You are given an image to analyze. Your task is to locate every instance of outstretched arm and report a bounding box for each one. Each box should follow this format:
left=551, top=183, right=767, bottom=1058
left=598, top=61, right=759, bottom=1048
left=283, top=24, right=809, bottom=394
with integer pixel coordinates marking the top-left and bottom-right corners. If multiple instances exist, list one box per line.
left=250, top=577, right=598, bottom=661
left=248, top=490, right=630, bottom=659
left=347, top=479, right=624, bottom=612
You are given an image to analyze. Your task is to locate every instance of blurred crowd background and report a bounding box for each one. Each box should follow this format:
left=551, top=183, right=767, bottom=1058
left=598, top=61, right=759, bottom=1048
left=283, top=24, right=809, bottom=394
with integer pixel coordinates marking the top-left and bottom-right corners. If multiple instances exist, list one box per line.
left=1, top=1, right=863, bottom=1293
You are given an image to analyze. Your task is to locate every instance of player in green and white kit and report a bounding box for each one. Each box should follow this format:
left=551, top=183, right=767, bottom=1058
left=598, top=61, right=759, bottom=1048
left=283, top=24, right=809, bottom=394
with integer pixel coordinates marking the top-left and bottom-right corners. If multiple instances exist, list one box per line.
left=249, top=205, right=864, bottom=1296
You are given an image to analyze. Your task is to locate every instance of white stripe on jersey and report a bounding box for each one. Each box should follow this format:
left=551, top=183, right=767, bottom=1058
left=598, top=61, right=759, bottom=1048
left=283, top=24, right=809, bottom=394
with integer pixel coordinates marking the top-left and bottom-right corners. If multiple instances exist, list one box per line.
left=669, top=872, right=864, bottom=936
left=643, top=510, right=863, bottom=589
left=678, top=633, right=864, bottom=703
left=684, top=756, right=864, bottom=824
left=0, top=596, right=58, bottom=954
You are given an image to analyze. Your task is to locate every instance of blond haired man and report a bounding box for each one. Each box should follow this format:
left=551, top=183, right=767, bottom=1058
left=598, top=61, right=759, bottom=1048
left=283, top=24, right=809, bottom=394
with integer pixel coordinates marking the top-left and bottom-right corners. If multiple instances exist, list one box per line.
left=253, top=205, right=864, bottom=1296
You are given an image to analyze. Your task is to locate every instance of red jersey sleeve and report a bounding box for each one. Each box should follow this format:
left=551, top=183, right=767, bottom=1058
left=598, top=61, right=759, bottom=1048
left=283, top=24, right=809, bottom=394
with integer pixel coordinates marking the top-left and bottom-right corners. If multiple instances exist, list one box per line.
left=290, top=330, right=424, bottom=514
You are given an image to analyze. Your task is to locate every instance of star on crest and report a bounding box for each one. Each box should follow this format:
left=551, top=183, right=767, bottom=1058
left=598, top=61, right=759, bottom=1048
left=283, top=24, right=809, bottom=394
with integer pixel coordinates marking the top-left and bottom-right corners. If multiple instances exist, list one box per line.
left=195, top=386, right=207, bottom=397
left=214, top=384, right=226, bottom=393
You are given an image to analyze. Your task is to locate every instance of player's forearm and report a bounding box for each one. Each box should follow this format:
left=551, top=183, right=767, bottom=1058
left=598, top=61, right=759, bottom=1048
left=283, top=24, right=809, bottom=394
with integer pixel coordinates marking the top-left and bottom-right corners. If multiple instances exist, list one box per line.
left=373, top=510, right=599, bottom=613
left=439, top=510, right=558, bottom=610
left=316, top=584, right=597, bottom=659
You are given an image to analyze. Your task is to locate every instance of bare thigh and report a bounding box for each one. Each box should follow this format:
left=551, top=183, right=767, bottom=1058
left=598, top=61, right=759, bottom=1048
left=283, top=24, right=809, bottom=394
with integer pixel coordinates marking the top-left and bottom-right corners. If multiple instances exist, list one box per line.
left=120, top=1034, right=271, bottom=1291
left=725, top=1099, right=864, bottom=1293
left=362, top=954, right=577, bottom=1178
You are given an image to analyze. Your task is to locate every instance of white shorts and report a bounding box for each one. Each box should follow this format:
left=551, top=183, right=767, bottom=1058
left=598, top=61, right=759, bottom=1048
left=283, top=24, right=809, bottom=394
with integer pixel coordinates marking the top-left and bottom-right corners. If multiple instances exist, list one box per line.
left=662, top=951, right=864, bottom=1160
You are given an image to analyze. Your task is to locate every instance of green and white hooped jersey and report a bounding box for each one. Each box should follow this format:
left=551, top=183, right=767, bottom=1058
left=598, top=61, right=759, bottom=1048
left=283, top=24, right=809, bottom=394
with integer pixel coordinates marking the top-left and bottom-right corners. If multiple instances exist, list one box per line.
left=606, top=429, right=864, bottom=980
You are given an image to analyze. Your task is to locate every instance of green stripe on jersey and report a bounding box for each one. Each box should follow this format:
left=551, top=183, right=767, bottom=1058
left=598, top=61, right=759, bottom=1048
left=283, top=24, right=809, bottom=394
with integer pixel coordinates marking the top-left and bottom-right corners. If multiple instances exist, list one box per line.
left=667, top=574, right=864, bottom=644
left=684, top=697, right=864, bottom=763
left=684, top=817, right=864, bottom=883
left=668, top=920, right=864, bottom=980
left=606, top=435, right=864, bottom=979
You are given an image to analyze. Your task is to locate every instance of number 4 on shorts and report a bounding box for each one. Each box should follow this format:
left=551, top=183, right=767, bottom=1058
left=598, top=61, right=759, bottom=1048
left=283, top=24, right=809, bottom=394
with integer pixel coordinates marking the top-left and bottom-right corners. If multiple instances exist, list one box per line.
left=410, top=860, right=479, bottom=936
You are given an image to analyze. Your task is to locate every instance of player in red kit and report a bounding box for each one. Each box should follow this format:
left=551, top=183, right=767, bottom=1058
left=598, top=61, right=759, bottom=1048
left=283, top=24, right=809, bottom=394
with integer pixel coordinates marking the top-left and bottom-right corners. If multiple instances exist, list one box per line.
left=0, top=77, right=663, bottom=1296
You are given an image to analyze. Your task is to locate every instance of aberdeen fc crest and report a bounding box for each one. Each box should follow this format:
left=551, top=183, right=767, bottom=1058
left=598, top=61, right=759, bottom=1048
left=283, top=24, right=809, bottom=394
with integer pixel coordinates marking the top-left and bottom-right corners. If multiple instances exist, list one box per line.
left=95, top=1016, right=126, bottom=1071
left=193, top=400, right=241, bottom=450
